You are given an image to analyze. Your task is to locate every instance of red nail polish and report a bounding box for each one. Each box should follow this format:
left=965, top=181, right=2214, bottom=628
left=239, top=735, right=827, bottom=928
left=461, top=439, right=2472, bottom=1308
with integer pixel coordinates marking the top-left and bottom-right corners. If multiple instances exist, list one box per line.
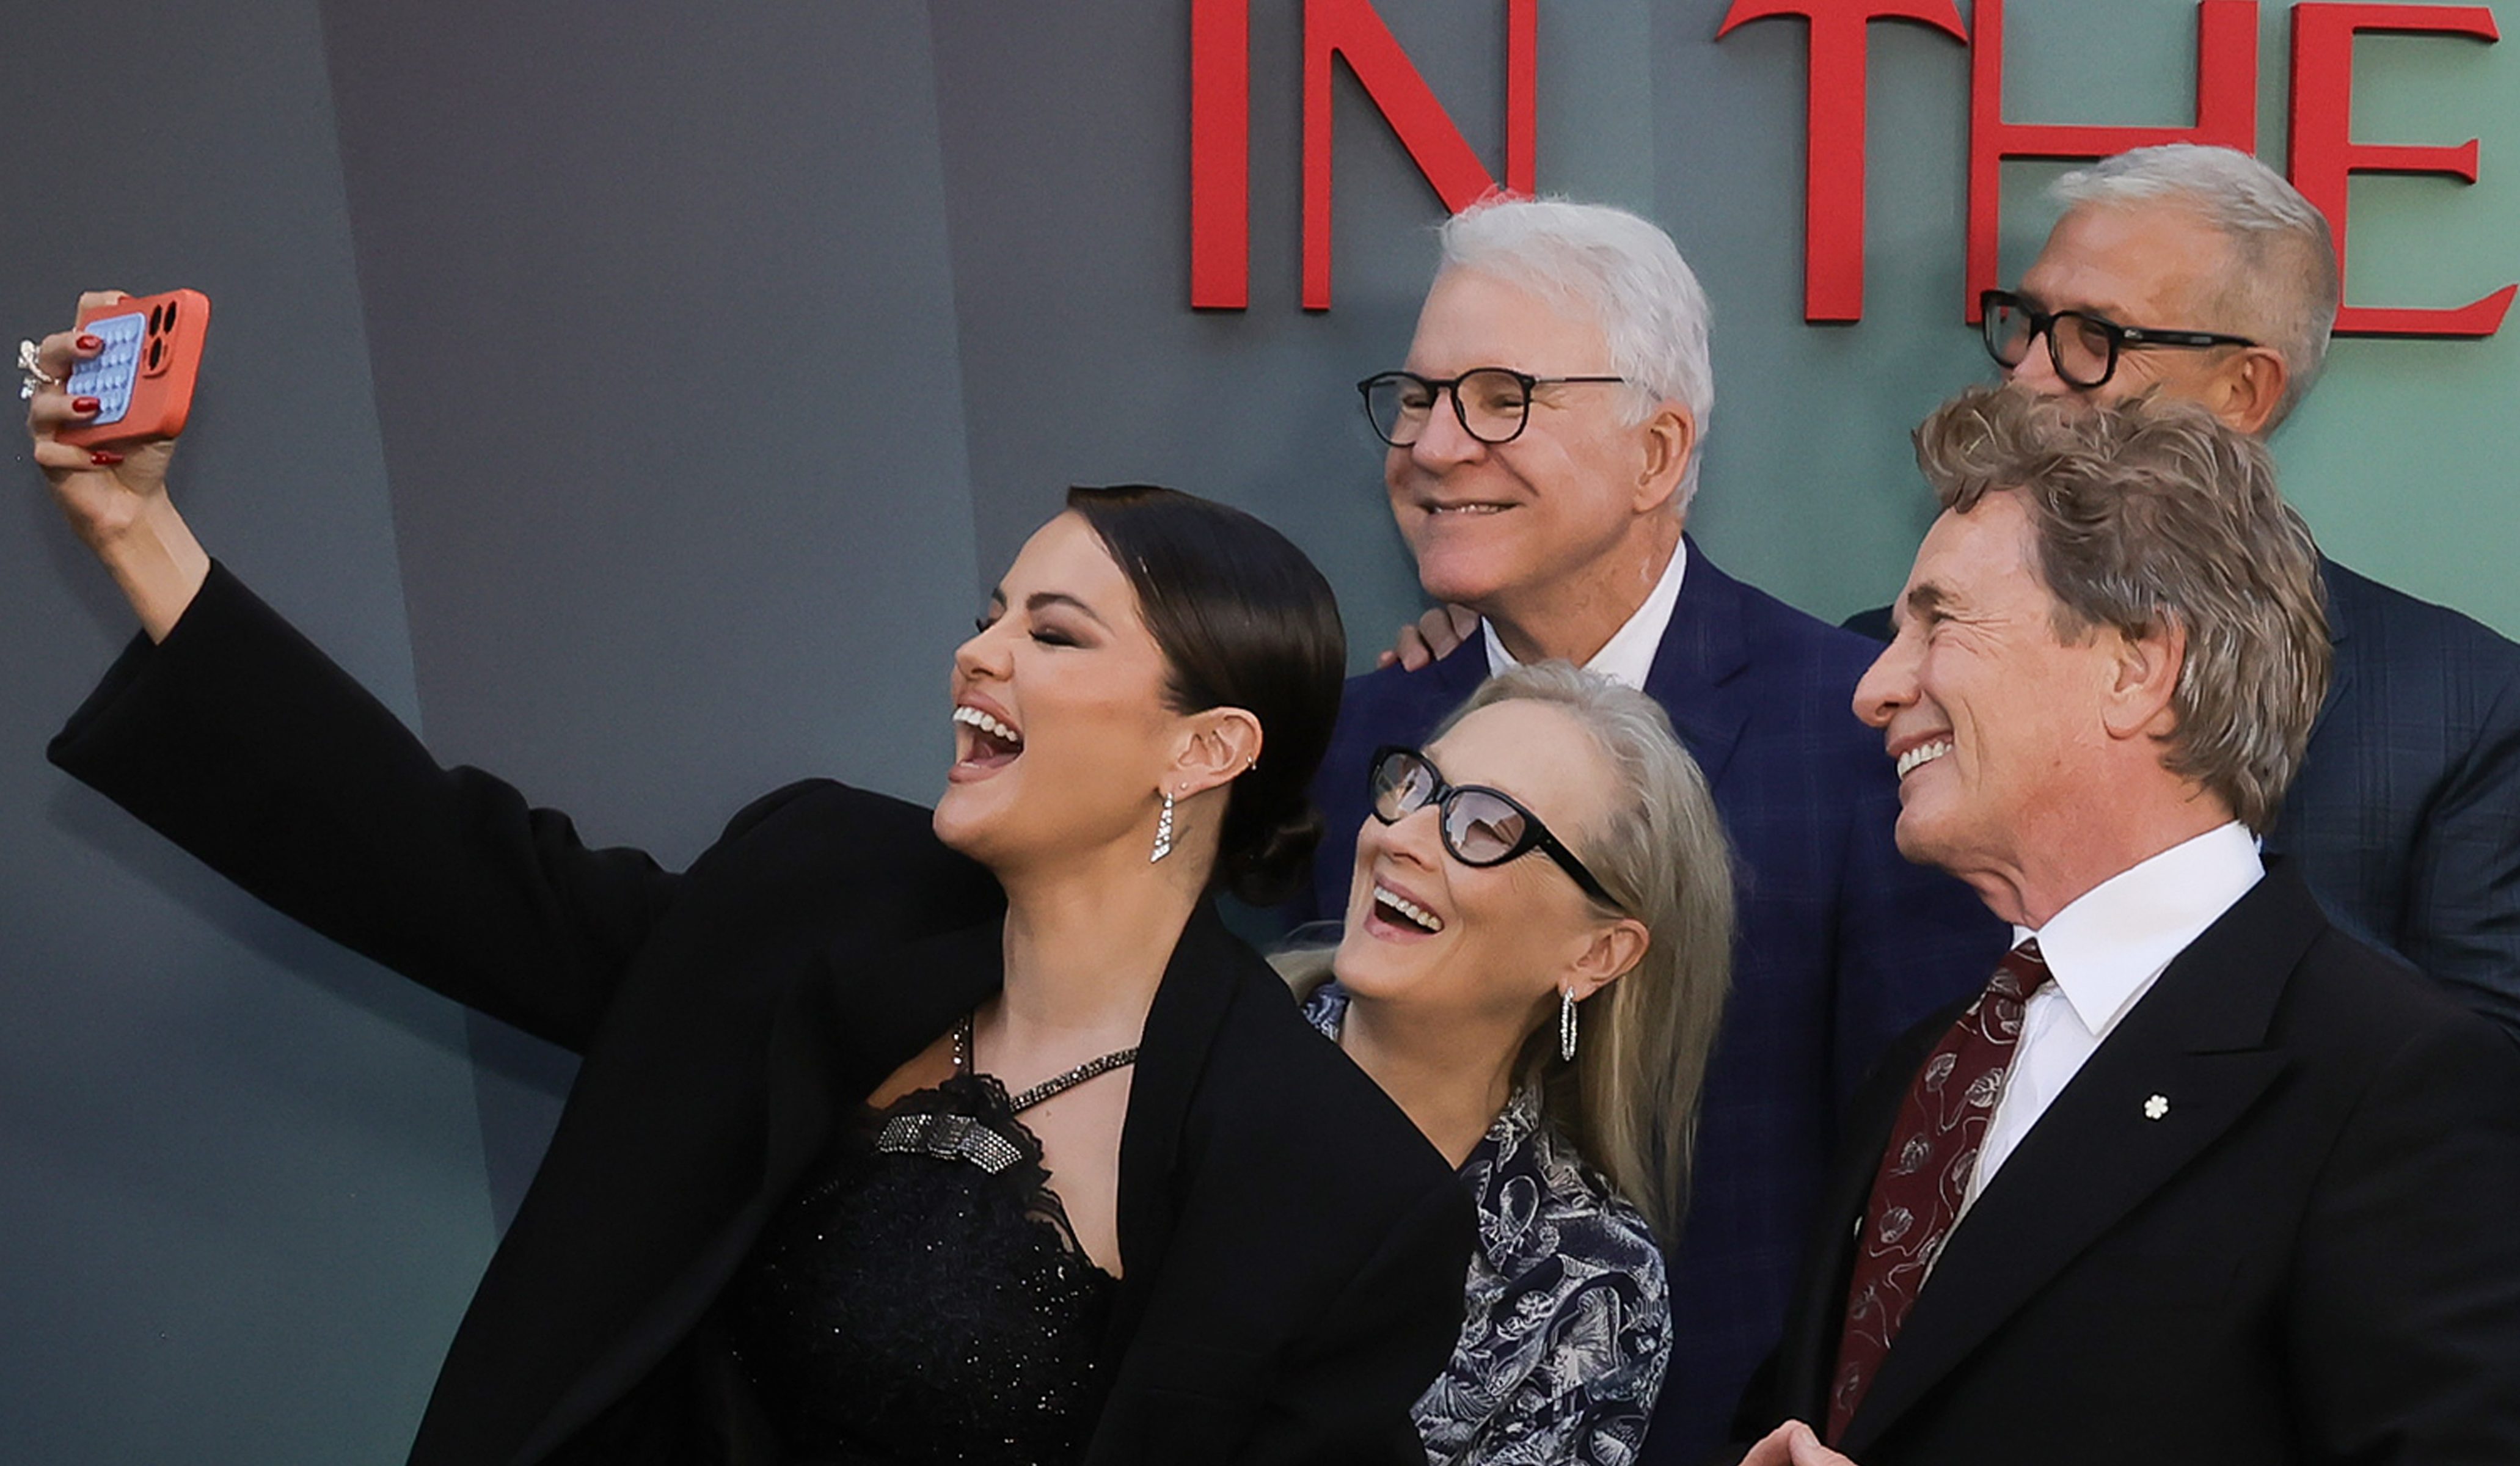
left=73, top=395, right=100, bottom=414
left=76, top=334, right=103, bottom=352
left=90, top=450, right=124, bottom=466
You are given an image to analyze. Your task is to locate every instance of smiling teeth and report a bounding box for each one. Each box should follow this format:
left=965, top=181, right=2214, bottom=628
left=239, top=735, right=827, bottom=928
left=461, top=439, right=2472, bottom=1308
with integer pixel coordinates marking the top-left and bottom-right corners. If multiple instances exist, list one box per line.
left=1375, top=885, right=1444, bottom=933
left=1896, top=739, right=1952, bottom=778
left=952, top=706, right=1022, bottom=745
left=1428, top=503, right=1508, bottom=515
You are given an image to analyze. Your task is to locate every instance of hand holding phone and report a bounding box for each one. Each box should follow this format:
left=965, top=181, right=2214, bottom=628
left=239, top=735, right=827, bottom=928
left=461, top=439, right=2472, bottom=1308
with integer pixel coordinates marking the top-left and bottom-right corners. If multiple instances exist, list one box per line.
left=57, top=289, right=210, bottom=447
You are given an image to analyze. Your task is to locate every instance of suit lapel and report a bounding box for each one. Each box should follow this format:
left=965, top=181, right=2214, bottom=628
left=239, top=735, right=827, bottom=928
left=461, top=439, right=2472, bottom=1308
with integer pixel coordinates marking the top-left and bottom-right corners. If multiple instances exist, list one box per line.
left=1776, top=1009, right=1962, bottom=1421
left=1101, top=900, right=1244, bottom=1370
left=1642, top=538, right=1751, bottom=789
left=508, top=922, right=1005, bottom=1464
left=1839, top=872, right=2322, bottom=1454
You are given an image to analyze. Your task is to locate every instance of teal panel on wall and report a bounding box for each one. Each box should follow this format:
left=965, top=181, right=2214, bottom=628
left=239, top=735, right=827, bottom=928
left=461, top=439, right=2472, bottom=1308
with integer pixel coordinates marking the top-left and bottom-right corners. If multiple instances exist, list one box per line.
left=1666, top=0, right=2518, bottom=638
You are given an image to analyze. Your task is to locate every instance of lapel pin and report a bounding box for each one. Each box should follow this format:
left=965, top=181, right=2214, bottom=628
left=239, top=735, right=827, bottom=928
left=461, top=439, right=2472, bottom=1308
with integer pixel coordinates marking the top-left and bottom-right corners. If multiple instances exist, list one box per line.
left=2143, top=1094, right=2171, bottom=1121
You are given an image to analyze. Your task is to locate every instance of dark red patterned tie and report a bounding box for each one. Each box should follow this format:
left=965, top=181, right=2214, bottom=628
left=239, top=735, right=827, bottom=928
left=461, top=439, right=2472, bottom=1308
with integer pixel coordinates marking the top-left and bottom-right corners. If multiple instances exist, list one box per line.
left=1825, top=940, right=2051, bottom=1444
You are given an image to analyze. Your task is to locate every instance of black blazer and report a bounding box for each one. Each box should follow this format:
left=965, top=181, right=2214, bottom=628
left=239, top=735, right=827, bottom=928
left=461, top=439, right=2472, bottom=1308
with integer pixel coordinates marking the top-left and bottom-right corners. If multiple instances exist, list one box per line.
left=49, top=564, right=1475, bottom=1466
left=1733, top=867, right=2520, bottom=1464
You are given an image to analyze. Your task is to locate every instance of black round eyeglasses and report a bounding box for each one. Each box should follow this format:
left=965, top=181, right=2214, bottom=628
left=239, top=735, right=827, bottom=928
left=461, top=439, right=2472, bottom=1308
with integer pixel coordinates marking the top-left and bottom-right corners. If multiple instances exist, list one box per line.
left=1355, top=368, right=1629, bottom=448
left=1367, top=745, right=1623, bottom=911
left=1979, top=288, right=2257, bottom=390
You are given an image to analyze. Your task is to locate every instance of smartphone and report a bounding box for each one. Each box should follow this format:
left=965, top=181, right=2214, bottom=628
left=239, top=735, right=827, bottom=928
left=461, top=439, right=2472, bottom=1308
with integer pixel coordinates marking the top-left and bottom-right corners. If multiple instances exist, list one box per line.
left=57, top=290, right=211, bottom=447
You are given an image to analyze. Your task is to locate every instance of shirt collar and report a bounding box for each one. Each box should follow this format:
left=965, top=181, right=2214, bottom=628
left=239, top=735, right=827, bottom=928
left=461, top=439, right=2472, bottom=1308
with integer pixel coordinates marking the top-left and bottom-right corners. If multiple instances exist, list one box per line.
left=2016, top=821, right=2264, bottom=1037
left=1483, top=536, right=1688, bottom=691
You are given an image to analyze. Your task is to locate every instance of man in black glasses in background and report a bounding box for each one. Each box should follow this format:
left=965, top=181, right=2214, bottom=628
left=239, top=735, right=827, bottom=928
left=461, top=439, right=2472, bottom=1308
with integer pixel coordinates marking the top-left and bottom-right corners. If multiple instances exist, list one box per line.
left=1843, top=145, right=2520, bottom=1042
left=1298, top=195, right=2004, bottom=1466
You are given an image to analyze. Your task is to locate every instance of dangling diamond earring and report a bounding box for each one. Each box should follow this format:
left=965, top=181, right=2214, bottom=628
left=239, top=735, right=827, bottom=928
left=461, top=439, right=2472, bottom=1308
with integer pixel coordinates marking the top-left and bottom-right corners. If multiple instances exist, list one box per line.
left=1150, top=789, right=1177, bottom=863
left=1558, top=987, right=1579, bottom=1062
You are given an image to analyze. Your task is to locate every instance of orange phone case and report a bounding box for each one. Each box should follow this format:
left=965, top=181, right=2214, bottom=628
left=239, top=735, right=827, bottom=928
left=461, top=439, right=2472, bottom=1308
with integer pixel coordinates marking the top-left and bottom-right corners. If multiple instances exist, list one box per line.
left=57, top=289, right=211, bottom=447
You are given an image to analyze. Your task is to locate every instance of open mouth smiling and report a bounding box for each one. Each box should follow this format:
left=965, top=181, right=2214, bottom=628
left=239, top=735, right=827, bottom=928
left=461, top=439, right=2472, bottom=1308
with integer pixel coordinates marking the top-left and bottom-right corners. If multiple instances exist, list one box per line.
left=1895, top=738, right=1952, bottom=779
left=952, top=704, right=1024, bottom=770
left=1370, top=883, right=1445, bottom=935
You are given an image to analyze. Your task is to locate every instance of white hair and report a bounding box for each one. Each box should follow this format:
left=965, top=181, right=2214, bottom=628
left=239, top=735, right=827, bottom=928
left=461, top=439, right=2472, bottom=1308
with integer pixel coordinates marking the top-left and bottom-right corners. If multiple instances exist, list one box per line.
left=1438, top=197, right=1716, bottom=509
left=2052, top=145, right=2339, bottom=429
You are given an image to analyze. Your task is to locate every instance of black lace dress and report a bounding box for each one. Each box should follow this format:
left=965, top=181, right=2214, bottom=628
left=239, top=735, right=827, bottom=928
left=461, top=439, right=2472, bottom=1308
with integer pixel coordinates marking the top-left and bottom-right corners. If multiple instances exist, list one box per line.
left=725, top=1021, right=1135, bottom=1465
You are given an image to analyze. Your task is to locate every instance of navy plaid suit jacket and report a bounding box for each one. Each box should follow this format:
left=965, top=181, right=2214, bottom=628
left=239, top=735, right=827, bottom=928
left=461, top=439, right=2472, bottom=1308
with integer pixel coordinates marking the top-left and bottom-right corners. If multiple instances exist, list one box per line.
left=2262, top=560, right=2520, bottom=1035
left=1304, top=539, right=2006, bottom=1464
left=1846, top=559, right=2520, bottom=1038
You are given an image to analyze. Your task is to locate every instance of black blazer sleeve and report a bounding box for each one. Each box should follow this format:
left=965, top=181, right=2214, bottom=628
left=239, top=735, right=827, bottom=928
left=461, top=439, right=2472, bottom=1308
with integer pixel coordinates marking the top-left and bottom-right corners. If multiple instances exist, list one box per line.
left=48, top=562, right=747, bottom=1051
left=1089, top=946, right=1474, bottom=1466
left=2288, top=994, right=2520, bottom=1461
left=1108, top=1175, right=1469, bottom=1466
left=1243, top=1174, right=1472, bottom=1465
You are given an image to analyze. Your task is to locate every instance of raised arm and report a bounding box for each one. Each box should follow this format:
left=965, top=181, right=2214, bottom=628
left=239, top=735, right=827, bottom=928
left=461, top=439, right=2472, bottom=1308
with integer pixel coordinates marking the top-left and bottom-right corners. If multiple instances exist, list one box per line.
left=29, top=294, right=680, bottom=1048
left=26, top=292, right=209, bottom=640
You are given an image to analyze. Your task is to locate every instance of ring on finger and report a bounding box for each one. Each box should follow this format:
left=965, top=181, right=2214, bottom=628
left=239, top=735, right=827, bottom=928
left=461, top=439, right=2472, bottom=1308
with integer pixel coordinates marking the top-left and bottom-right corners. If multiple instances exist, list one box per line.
left=18, top=338, right=60, bottom=399
left=18, top=338, right=60, bottom=384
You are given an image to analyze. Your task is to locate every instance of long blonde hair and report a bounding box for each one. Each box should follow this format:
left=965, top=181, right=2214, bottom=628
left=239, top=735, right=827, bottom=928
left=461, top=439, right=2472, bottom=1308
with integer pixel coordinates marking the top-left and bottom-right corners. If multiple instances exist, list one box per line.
left=1284, top=663, right=1733, bottom=1241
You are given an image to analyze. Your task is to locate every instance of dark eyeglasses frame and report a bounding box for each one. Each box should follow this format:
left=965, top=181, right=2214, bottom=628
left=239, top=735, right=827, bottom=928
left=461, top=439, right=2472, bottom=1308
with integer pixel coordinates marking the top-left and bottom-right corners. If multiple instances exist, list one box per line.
left=1367, top=745, right=1624, bottom=911
left=1978, top=289, right=2258, bottom=390
left=1354, top=368, right=1629, bottom=448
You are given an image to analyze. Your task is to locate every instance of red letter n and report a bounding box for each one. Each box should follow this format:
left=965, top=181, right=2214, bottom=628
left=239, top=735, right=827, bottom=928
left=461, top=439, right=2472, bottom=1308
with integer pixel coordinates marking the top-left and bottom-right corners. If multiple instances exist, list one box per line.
left=1303, top=0, right=1537, bottom=310
left=1967, top=0, right=2259, bottom=320
left=1717, top=1, right=1967, bottom=323
left=2290, top=4, right=2513, bottom=337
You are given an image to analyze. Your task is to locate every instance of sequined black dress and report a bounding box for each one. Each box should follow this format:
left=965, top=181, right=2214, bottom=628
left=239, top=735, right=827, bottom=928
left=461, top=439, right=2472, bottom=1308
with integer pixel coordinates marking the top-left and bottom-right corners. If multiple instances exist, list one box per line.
left=726, top=1027, right=1133, bottom=1466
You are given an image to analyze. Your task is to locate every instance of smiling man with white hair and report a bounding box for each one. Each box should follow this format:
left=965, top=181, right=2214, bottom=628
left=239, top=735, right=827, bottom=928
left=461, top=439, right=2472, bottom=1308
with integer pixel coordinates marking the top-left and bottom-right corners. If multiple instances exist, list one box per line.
left=1303, top=197, right=2004, bottom=1464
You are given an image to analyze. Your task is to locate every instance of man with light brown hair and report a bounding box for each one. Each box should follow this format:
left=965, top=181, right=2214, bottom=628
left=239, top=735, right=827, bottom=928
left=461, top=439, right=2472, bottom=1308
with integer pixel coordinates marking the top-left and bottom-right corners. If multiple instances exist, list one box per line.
left=1731, top=384, right=2520, bottom=1465
left=1846, top=144, right=2520, bottom=1039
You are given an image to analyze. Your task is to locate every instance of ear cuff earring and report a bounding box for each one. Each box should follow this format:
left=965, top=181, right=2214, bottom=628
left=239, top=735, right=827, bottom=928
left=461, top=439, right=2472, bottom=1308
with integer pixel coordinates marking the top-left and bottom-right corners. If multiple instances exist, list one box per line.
left=1150, top=789, right=1177, bottom=863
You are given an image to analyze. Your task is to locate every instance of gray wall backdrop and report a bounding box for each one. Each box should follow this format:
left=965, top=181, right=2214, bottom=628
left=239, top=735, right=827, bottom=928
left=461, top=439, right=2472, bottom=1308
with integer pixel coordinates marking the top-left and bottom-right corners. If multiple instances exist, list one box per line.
left=4, top=2, right=2513, bottom=1459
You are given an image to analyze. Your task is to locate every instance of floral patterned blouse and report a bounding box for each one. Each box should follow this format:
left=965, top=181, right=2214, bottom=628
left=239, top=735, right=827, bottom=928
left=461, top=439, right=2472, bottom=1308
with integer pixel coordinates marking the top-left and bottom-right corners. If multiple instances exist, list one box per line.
left=1304, top=985, right=1672, bottom=1465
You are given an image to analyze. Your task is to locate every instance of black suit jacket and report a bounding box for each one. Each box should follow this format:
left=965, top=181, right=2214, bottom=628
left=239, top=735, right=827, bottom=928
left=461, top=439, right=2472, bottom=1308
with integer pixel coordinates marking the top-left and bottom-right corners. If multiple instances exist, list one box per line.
left=1735, top=867, right=2520, bottom=1464
left=49, top=564, right=1474, bottom=1466
left=1847, top=559, right=2520, bottom=1037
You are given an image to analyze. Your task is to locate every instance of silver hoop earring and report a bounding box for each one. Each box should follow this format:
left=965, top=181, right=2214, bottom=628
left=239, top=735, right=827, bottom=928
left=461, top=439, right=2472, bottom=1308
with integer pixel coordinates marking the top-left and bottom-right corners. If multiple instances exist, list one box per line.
left=1150, top=789, right=1177, bottom=863
left=1558, top=987, right=1579, bottom=1062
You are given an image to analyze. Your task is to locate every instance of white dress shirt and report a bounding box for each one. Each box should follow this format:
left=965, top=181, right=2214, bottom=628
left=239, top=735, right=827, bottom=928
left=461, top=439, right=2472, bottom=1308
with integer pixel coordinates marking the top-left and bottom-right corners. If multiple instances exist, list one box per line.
left=1960, top=821, right=2264, bottom=1211
left=1483, top=538, right=1688, bottom=691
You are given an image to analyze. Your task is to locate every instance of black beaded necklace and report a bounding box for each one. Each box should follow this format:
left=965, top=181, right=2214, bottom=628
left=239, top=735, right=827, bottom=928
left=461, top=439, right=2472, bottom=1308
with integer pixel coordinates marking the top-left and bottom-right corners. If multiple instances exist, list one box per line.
left=955, top=1013, right=1141, bottom=1114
